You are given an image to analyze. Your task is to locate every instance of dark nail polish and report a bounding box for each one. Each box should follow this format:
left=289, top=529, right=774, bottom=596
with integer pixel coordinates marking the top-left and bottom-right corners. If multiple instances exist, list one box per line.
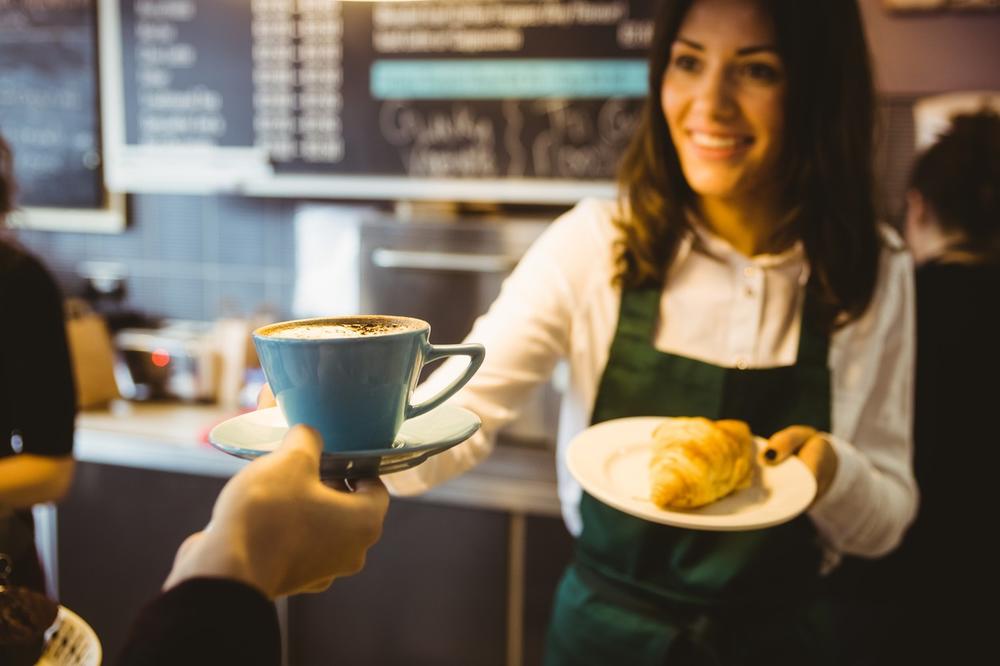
left=764, top=448, right=777, bottom=461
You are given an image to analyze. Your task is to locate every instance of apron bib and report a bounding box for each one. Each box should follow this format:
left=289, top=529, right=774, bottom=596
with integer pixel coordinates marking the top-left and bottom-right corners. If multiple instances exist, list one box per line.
left=546, top=287, right=835, bottom=666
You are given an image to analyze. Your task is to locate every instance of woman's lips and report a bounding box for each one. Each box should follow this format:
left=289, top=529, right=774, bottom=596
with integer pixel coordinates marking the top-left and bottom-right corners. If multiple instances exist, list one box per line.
left=685, top=130, right=753, bottom=159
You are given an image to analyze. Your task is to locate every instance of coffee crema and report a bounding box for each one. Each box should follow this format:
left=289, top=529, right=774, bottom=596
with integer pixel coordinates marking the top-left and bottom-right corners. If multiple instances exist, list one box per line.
left=265, top=320, right=416, bottom=340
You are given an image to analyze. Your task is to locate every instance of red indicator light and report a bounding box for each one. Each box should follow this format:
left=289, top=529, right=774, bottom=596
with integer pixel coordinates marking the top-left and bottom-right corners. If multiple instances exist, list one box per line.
left=151, top=348, right=171, bottom=368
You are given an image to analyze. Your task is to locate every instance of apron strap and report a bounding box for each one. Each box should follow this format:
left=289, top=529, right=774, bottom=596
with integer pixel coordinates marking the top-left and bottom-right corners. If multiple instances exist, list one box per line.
left=795, top=289, right=830, bottom=367
left=615, top=287, right=661, bottom=341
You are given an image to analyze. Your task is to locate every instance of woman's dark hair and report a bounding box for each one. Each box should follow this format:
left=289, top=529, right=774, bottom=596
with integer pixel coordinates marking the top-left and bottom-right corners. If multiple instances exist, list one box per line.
left=910, top=109, right=1000, bottom=261
left=0, top=133, right=15, bottom=222
left=0, top=134, right=22, bottom=270
left=614, top=0, right=880, bottom=329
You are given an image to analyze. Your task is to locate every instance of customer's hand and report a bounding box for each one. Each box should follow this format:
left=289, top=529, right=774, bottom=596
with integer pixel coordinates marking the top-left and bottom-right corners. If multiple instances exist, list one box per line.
left=164, top=424, right=389, bottom=599
left=763, top=425, right=839, bottom=503
left=257, top=383, right=276, bottom=409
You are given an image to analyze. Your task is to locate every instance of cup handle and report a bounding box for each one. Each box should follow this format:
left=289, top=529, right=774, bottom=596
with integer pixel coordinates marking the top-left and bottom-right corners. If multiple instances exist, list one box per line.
left=406, top=343, right=485, bottom=419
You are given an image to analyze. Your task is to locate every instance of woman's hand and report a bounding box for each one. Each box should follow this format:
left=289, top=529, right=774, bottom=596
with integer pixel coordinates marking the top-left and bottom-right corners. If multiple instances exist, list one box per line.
left=763, top=426, right=839, bottom=503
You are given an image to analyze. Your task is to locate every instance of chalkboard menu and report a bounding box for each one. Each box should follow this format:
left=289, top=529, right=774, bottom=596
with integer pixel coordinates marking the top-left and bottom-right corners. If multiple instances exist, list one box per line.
left=0, top=0, right=103, bottom=209
left=100, top=0, right=653, bottom=203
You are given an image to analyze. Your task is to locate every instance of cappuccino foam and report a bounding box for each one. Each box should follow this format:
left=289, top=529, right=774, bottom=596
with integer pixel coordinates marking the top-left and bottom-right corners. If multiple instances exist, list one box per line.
left=266, top=320, right=415, bottom=340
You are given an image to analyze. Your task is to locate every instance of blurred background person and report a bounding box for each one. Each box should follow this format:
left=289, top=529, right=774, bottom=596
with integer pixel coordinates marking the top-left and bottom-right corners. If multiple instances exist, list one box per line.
left=895, top=108, right=999, bottom=658
left=832, top=108, right=1000, bottom=664
left=0, top=133, right=76, bottom=594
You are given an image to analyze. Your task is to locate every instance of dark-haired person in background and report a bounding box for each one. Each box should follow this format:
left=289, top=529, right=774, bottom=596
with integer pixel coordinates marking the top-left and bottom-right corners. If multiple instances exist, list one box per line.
left=370, top=0, right=918, bottom=663
left=835, top=109, right=1000, bottom=663
left=0, top=133, right=76, bottom=594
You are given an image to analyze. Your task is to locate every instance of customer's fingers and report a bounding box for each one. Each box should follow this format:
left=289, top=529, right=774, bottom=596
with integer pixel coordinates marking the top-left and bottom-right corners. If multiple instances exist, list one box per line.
left=344, top=478, right=390, bottom=515
left=256, top=383, right=276, bottom=409
left=271, top=425, right=324, bottom=476
left=351, top=478, right=386, bottom=493
left=762, top=425, right=818, bottom=464
left=310, top=478, right=389, bottom=552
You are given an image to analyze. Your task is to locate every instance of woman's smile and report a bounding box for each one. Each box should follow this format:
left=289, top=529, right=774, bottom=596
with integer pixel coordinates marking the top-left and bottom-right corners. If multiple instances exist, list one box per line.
left=685, top=128, right=755, bottom=160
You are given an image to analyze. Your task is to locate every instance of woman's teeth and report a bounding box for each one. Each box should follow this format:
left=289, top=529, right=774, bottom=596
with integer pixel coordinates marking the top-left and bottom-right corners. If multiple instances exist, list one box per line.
left=690, top=132, right=748, bottom=148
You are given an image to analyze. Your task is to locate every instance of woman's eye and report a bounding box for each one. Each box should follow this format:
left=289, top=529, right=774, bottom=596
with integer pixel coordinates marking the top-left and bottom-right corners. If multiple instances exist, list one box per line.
left=672, top=54, right=700, bottom=73
left=740, top=62, right=781, bottom=83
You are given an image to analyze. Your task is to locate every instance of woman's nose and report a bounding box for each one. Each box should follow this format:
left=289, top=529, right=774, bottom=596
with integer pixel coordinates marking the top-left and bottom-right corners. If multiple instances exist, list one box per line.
left=692, top=67, right=737, bottom=120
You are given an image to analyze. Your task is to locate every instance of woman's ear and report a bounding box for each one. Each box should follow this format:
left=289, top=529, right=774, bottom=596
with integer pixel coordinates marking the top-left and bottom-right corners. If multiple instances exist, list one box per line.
left=904, top=189, right=926, bottom=229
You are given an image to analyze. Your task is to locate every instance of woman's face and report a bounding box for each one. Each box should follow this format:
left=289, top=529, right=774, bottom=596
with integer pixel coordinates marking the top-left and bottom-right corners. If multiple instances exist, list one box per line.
left=661, top=0, right=786, bottom=204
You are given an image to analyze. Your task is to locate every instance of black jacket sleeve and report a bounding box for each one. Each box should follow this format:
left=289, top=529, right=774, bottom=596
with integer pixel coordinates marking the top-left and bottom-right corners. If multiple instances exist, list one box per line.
left=0, top=244, right=76, bottom=458
left=116, top=578, right=281, bottom=666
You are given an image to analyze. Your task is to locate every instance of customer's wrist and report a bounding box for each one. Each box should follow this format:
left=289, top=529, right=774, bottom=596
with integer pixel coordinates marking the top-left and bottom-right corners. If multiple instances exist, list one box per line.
left=163, top=530, right=268, bottom=598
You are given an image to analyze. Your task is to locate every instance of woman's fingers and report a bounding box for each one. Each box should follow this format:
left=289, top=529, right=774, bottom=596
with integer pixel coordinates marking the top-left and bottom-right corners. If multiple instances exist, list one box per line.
left=764, top=427, right=840, bottom=502
left=796, top=434, right=839, bottom=502
left=763, top=425, right=818, bottom=464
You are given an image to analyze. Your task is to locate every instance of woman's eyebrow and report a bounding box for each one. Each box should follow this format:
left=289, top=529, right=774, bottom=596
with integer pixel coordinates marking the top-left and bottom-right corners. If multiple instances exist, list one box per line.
left=737, top=45, right=778, bottom=56
left=675, top=37, right=704, bottom=50
left=674, top=37, right=778, bottom=56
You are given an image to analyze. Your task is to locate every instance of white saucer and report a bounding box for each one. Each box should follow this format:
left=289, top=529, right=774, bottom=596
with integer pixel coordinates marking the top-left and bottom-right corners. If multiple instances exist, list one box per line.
left=567, top=416, right=817, bottom=531
left=209, top=404, right=481, bottom=479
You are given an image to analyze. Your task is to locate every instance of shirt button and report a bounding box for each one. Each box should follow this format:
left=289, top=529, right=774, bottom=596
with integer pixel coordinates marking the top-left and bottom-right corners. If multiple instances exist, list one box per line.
left=735, top=358, right=749, bottom=370
left=744, top=286, right=755, bottom=298
left=743, top=266, right=757, bottom=278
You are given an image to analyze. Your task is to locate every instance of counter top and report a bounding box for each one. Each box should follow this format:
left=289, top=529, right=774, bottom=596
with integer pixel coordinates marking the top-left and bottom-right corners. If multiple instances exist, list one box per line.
left=75, top=401, right=562, bottom=517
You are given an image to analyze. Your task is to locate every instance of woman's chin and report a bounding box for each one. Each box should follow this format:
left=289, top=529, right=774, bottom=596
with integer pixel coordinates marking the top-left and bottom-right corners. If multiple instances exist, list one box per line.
left=685, top=178, right=753, bottom=202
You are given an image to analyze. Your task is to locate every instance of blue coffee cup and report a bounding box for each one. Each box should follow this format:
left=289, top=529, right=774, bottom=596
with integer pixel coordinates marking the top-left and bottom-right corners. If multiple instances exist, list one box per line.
left=253, top=315, right=485, bottom=453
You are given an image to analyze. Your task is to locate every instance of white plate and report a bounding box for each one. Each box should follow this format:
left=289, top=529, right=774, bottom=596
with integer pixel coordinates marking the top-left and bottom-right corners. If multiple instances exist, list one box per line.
left=209, top=404, right=480, bottom=479
left=567, top=416, right=817, bottom=531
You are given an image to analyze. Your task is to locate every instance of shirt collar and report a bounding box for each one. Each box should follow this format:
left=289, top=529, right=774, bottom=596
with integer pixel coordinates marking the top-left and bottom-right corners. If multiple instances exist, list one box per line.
left=680, top=210, right=806, bottom=270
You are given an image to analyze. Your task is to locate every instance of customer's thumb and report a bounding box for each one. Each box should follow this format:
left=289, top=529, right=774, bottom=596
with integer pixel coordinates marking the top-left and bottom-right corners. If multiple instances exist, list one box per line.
left=276, top=424, right=324, bottom=472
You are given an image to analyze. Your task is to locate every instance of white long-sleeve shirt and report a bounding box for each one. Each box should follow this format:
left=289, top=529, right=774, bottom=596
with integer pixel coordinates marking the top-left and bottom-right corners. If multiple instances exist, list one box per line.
left=386, top=198, right=917, bottom=562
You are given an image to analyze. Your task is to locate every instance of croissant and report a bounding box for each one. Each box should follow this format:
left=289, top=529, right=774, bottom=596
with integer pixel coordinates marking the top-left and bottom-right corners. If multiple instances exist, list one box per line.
left=649, top=417, right=755, bottom=509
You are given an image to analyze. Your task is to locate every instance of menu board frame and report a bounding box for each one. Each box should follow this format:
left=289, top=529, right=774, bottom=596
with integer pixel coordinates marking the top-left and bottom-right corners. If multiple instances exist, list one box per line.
left=10, top=193, right=126, bottom=234
left=97, top=0, right=654, bottom=204
left=2, top=0, right=125, bottom=233
left=882, top=0, right=1000, bottom=12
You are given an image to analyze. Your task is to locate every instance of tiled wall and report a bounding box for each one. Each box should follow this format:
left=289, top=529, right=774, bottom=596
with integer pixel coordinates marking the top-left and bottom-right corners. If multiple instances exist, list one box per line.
left=12, top=96, right=919, bottom=325
left=14, top=194, right=299, bottom=322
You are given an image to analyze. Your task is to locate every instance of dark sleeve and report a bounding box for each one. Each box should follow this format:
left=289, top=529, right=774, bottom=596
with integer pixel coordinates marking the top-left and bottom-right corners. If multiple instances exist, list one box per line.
left=908, top=267, right=996, bottom=572
left=911, top=270, right=947, bottom=485
left=1, top=251, right=76, bottom=456
left=910, top=268, right=977, bottom=497
left=116, top=578, right=281, bottom=666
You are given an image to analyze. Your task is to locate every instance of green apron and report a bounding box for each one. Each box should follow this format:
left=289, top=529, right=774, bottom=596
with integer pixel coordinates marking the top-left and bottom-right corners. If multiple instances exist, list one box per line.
left=546, top=286, right=835, bottom=666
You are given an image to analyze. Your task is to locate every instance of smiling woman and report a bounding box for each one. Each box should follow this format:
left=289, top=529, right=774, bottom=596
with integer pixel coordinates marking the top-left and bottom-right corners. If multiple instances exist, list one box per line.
left=378, top=1, right=915, bottom=664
